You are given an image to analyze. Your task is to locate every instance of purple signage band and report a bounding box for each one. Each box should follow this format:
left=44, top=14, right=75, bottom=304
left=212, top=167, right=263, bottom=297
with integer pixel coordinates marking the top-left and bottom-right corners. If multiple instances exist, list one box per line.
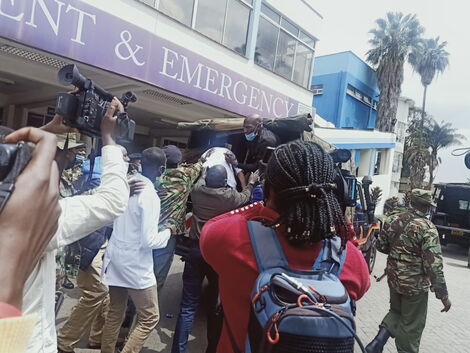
left=0, top=0, right=306, bottom=118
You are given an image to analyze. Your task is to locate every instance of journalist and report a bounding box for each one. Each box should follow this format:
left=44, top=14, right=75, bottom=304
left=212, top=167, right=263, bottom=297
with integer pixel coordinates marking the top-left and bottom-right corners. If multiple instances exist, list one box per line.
left=21, top=98, right=130, bottom=353
left=200, top=141, right=370, bottom=353
left=0, top=126, right=60, bottom=353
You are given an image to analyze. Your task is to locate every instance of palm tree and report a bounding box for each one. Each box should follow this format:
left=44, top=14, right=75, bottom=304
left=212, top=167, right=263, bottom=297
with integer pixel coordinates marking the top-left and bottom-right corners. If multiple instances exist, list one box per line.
left=404, top=133, right=430, bottom=189
left=367, top=12, right=424, bottom=132
left=409, top=37, right=449, bottom=124
left=409, top=37, right=450, bottom=163
left=425, top=119, right=464, bottom=188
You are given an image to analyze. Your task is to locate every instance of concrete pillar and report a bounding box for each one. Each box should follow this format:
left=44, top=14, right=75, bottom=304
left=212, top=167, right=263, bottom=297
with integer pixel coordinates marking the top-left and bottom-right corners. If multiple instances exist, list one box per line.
left=358, top=149, right=372, bottom=177
left=5, top=105, right=15, bottom=128
left=246, top=0, right=262, bottom=62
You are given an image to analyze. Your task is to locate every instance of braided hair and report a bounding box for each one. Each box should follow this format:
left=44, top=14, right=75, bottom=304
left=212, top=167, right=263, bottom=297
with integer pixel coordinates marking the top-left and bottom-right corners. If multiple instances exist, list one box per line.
left=265, top=140, right=348, bottom=246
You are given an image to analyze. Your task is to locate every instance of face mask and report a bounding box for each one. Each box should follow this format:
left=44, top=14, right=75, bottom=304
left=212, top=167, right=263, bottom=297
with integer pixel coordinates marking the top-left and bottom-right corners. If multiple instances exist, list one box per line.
left=154, top=177, right=161, bottom=189
left=75, top=154, right=85, bottom=164
left=137, top=165, right=142, bottom=173
left=123, top=162, right=130, bottom=174
left=245, top=132, right=258, bottom=141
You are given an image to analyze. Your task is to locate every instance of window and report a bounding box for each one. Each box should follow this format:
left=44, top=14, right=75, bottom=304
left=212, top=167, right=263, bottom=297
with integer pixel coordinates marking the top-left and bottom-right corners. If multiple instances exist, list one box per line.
left=255, top=3, right=316, bottom=88
left=395, top=121, right=407, bottom=143
left=346, top=84, right=375, bottom=109
left=163, top=139, right=187, bottom=149
left=374, top=150, right=382, bottom=175
left=459, top=200, right=470, bottom=211
left=27, top=113, right=53, bottom=128
left=261, top=3, right=280, bottom=23
left=140, top=0, right=157, bottom=7
left=159, top=0, right=195, bottom=26
left=195, top=0, right=227, bottom=42
left=156, top=0, right=252, bottom=55
left=255, top=16, right=278, bottom=70
left=392, top=152, right=403, bottom=173
left=274, top=30, right=296, bottom=79
left=293, top=42, right=313, bottom=87
left=311, top=84, right=323, bottom=95
left=223, top=0, right=251, bottom=54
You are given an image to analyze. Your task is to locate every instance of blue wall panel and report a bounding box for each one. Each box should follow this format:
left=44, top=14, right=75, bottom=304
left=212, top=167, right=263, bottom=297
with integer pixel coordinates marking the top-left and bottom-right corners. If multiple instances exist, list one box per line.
left=311, top=51, right=380, bottom=130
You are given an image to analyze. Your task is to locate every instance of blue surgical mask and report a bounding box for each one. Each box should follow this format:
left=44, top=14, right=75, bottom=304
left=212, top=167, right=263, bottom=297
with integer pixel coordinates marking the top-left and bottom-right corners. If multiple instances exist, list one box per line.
left=154, top=177, right=161, bottom=189
left=245, top=132, right=258, bottom=141
left=75, top=155, right=85, bottom=164
left=137, top=165, right=142, bottom=173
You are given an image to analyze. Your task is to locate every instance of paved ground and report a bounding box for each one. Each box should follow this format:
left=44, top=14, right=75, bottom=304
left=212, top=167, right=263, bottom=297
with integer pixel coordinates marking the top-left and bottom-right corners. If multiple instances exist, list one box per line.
left=58, top=244, right=470, bottom=353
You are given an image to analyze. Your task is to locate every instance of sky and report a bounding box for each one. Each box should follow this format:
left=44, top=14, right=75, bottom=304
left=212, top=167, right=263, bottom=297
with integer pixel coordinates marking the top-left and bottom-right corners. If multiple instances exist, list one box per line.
left=311, top=0, right=470, bottom=183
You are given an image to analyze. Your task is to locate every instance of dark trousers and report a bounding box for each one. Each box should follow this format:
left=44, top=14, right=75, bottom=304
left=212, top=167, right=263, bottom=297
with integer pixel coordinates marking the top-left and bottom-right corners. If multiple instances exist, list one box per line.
left=171, top=245, right=223, bottom=353
left=153, top=235, right=178, bottom=291
left=382, top=287, right=428, bottom=353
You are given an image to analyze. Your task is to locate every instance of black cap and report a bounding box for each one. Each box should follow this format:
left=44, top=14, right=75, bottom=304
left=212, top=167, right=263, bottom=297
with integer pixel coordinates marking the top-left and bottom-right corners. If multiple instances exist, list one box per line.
left=163, top=145, right=182, bottom=165
left=129, top=153, right=142, bottom=161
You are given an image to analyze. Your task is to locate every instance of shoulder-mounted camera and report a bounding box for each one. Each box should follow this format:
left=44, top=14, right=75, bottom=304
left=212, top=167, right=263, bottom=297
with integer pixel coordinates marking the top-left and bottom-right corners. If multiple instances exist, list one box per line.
left=55, top=64, right=136, bottom=142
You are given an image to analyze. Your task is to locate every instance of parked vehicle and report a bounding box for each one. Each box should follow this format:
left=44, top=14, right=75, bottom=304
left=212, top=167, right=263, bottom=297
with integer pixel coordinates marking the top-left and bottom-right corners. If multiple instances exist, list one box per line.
left=432, top=183, right=470, bottom=247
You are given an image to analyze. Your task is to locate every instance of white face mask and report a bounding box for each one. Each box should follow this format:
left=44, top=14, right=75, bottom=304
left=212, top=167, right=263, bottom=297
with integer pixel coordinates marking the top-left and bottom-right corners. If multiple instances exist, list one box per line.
left=123, top=162, right=130, bottom=174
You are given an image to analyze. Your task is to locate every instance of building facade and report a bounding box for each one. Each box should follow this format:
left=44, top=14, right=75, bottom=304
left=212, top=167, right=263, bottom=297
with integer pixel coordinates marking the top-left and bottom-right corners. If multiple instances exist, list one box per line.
left=311, top=51, right=379, bottom=130
left=0, top=0, right=321, bottom=149
left=311, top=52, right=412, bottom=213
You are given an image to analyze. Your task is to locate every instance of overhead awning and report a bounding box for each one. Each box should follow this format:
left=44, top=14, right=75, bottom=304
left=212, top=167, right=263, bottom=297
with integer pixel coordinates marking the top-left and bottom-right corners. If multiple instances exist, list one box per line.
left=315, top=127, right=396, bottom=149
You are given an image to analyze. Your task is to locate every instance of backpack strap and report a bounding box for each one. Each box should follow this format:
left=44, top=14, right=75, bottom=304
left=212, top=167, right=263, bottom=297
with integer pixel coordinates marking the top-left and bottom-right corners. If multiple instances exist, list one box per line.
left=312, top=236, right=347, bottom=277
left=247, top=221, right=288, bottom=272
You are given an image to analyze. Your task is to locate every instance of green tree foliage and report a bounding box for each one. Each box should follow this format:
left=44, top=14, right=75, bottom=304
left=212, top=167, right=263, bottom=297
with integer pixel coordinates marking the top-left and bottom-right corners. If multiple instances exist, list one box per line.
left=367, top=12, right=424, bottom=132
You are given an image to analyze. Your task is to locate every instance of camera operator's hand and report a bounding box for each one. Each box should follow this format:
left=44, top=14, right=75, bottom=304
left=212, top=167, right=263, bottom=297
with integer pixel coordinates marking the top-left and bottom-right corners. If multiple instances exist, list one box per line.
left=101, top=97, right=123, bottom=146
left=41, top=114, right=79, bottom=134
left=0, top=128, right=61, bottom=310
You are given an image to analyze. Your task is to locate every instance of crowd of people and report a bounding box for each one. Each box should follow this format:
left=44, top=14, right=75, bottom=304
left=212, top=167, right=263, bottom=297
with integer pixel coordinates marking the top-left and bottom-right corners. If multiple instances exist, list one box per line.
left=0, top=101, right=452, bottom=353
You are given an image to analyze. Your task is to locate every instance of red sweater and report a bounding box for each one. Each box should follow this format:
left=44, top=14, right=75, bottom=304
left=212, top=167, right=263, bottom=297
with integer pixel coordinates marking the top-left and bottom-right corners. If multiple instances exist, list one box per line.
left=200, top=202, right=371, bottom=353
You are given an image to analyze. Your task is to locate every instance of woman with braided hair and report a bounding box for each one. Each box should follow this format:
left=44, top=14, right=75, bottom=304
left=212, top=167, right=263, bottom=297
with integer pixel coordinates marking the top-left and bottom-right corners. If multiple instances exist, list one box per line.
left=200, top=140, right=370, bottom=353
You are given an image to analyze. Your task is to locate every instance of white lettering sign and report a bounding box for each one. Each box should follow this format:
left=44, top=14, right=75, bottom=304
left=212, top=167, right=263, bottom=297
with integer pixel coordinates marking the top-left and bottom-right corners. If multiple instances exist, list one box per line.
left=159, top=46, right=298, bottom=117
left=26, top=0, right=65, bottom=36
left=0, top=0, right=24, bottom=21
left=66, top=4, right=96, bottom=45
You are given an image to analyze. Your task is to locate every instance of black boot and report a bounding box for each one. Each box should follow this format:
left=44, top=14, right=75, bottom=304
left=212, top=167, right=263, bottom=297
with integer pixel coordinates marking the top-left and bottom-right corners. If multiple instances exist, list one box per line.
left=365, top=326, right=391, bottom=353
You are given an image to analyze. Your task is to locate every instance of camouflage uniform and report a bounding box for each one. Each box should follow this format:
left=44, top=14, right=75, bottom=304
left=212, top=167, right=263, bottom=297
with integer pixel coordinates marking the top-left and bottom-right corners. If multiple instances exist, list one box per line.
left=56, top=162, right=84, bottom=289
left=153, top=162, right=203, bottom=289
left=377, top=189, right=448, bottom=353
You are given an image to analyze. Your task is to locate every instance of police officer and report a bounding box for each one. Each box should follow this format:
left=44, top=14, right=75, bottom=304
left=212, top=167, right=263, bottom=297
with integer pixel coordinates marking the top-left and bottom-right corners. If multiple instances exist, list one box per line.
left=366, top=189, right=451, bottom=353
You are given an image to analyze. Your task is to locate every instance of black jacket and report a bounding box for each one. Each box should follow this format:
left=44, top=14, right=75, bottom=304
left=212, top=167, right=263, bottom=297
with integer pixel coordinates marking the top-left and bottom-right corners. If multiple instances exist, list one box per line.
left=238, top=128, right=279, bottom=172
left=78, top=226, right=112, bottom=270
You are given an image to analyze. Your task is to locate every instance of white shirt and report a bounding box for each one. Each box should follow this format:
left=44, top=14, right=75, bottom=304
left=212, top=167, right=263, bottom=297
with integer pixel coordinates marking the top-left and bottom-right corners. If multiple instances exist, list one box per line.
left=102, top=174, right=171, bottom=289
left=202, top=147, right=242, bottom=189
left=22, top=145, right=130, bottom=353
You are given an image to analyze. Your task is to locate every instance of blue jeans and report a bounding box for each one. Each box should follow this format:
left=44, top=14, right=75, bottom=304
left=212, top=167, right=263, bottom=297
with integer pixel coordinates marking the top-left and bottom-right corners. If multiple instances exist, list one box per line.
left=153, top=235, right=178, bottom=290
left=171, top=245, right=222, bottom=353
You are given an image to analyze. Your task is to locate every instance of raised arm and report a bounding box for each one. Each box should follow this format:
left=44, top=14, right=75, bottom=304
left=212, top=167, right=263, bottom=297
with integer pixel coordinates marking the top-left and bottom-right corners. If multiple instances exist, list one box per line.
left=49, top=98, right=129, bottom=250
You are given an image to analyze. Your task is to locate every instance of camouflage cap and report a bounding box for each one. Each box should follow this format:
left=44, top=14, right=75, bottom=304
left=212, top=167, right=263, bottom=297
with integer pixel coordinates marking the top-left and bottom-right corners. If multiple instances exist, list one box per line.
left=56, top=133, right=86, bottom=150
left=410, top=188, right=436, bottom=207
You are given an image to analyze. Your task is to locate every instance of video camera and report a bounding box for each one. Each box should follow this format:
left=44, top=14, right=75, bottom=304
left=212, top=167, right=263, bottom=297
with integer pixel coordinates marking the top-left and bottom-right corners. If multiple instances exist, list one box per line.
left=55, top=64, right=136, bottom=142
left=329, top=149, right=358, bottom=207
